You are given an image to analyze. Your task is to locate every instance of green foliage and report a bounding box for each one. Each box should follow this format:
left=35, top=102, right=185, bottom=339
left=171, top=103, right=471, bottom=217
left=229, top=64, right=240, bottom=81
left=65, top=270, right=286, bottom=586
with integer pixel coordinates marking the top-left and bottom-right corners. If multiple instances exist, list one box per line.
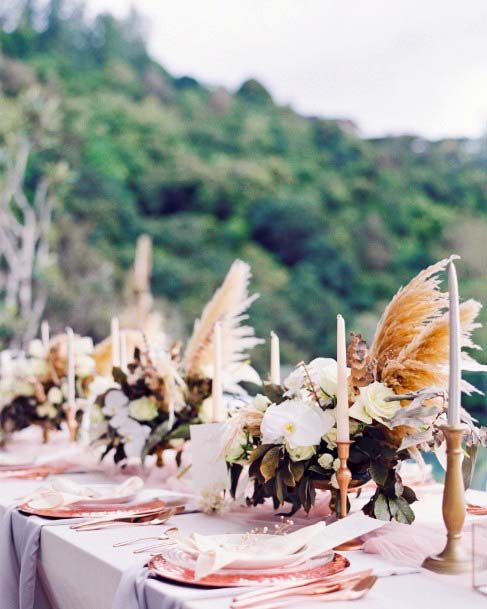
left=0, top=1, right=486, bottom=423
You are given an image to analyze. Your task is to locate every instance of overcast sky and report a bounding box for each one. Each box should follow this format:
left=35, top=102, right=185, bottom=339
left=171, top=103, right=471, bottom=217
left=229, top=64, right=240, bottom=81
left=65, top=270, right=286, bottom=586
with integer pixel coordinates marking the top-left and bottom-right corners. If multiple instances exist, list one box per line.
left=85, top=0, right=487, bottom=140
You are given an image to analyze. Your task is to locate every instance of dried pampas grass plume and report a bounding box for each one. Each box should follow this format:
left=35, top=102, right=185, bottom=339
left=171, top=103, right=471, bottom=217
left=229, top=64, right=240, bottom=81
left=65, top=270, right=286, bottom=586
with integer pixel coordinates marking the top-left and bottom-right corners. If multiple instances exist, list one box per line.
left=371, top=258, right=451, bottom=374
left=183, top=260, right=263, bottom=392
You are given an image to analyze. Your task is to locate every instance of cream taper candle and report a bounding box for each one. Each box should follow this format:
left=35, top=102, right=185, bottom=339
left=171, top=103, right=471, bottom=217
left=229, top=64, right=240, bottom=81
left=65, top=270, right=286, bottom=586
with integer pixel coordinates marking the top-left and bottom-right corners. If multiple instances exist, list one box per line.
left=111, top=317, right=120, bottom=368
left=41, top=321, right=50, bottom=351
left=212, top=321, right=225, bottom=422
left=270, top=331, right=281, bottom=385
left=66, top=327, right=76, bottom=410
left=120, top=330, right=128, bottom=372
left=448, top=260, right=461, bottom=426
left=336, top=314, right=349, bottom=442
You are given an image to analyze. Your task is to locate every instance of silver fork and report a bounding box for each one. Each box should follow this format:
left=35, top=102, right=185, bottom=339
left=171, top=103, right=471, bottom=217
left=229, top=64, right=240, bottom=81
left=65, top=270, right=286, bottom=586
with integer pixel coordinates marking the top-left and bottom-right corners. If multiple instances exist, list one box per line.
left=113, top=526, right=179, bottom=548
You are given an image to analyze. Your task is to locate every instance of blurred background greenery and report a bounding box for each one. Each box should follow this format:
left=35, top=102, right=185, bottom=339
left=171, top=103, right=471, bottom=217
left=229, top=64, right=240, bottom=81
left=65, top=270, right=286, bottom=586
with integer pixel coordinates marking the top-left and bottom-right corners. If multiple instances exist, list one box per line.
left=0, top=1, right=486, bottom=435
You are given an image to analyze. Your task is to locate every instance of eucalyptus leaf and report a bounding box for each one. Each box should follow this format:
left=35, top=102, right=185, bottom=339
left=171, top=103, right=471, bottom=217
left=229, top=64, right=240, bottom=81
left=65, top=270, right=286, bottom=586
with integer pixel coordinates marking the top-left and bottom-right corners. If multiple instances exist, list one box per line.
left=260, top=446, right=281, bottom=481
left=373, top=493, right=391, bottom=521
left=141, top=420, right=169, bottom=465
left=398, top=429, right=434, bottom=451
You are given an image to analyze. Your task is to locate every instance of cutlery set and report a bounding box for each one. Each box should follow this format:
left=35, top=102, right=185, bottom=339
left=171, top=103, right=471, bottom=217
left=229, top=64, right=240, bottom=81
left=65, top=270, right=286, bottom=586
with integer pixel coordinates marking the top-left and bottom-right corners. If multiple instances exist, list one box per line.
left=70, top=505, right=185, bottom=531
left=229, top=570, right=377, bottom=608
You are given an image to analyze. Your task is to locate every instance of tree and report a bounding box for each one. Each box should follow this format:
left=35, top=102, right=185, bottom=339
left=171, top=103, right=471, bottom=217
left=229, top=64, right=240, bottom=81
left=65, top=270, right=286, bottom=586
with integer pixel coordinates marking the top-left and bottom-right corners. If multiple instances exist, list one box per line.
left=0, top=87, right=68, bottom=345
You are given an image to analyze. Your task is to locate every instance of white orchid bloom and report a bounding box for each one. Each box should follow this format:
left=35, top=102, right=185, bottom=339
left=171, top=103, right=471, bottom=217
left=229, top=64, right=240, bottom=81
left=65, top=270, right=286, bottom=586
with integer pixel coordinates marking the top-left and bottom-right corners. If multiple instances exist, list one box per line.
left=102, top=389, right=130, bottom=428
left=117, top=418, right=151, bottom=458
left=261, top=398, right=334, bottom=449
left=284, top=358, right=348, bottom=400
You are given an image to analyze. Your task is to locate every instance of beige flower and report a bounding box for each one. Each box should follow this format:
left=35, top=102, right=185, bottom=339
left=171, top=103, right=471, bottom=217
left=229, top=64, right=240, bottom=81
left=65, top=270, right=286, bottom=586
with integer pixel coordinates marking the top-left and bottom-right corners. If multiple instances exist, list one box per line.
left=225, top=430, right=248, bottom=463
left=47, top=386, right=63, bottom=404
left=288, top=445, right=316, bottom=462
left=349, top=381, right=399, bottom=425
left=318, top=453, right=334, bottom=469
left=128, top=397, right=158, bottom=421
left=36, top=402, right=58, bottom=419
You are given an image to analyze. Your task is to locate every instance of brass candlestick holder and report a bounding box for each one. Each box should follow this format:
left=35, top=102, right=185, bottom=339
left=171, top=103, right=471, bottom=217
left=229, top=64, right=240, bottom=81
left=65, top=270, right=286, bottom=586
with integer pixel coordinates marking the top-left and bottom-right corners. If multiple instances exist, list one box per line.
left=334, top=440, right=363, bottom=551
left=65, top=404, right=78, bottom=443
left=423, top=424, right=471, bottom=574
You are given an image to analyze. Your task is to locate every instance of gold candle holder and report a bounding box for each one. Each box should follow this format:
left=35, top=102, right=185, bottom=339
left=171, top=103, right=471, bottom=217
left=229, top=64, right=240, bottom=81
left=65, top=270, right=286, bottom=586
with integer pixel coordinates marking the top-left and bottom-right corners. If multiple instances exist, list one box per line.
left=336, top=441, right=353, bottom=518
left=334, top=440, right=363, bottom=551
left=65, top=405, right=78, bottom=443
left=423, top=424, right=471, bottom=574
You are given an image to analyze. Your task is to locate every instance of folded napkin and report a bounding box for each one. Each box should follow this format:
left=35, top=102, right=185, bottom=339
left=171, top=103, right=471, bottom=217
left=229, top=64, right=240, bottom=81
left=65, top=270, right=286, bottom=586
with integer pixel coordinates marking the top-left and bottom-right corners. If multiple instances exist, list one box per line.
left=182, top=522, right=325, bottom=580
left=22, top=476, right=144, bottom=509
left=182, top=513, right=386, bottom=580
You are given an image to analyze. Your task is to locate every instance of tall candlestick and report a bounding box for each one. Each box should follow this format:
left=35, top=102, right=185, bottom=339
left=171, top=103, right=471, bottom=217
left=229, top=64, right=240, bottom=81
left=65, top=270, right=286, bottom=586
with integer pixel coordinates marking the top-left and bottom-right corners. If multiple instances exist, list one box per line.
left=212, top=321, right=225, bottom=422
left=336, top=314, right=349, bottom=442
left=270, top=331, right=281, bottom=385
left=66, top=327, right=76, bottom=408
left=120, top=330, right=128, bottom=372
left=65, top=327, right=77, bottom=441
left=41, top=321, right=50, bottom=351
left=111, top=317, right=120, bottom=368
left=448, top=260, right=461, bottom=426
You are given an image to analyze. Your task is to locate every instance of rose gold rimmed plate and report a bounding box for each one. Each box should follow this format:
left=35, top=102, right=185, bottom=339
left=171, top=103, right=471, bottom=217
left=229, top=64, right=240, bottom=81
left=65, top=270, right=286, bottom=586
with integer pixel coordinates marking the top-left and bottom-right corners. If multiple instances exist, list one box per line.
left=18, top=498, right=169, bottom=519
left=0, top=464, right=70, bottom=479
left=148, top=552, right=349, bottom=588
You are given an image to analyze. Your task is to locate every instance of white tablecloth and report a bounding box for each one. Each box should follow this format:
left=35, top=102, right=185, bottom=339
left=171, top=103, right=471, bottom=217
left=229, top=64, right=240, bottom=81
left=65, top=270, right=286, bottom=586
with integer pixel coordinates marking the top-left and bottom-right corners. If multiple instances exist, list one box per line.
left=0, top=458, right=485, bottom=608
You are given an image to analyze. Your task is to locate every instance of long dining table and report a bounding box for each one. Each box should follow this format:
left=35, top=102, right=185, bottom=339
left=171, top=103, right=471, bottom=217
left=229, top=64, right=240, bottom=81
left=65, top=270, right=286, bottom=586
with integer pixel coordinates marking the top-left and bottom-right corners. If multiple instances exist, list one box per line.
left=0, top=436, right=486, bottom=609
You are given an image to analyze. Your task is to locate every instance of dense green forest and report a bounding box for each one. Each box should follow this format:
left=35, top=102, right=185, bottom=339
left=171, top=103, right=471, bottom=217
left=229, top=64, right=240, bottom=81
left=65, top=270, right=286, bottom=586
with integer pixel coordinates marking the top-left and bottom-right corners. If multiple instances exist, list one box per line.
left=1, top=1, right=486, bottom=417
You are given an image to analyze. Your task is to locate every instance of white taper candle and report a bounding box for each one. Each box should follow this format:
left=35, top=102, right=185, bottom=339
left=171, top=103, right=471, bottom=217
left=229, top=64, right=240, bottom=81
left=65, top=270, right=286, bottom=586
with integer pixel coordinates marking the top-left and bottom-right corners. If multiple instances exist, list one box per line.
left=41, top=321, right=50, bottom=351
left=270, top=331, right=281, bottom=385
left=66, top=327, right=76, bottom=410
left=448, top=260, right=461, bottom=426
left=120, top=330, right=128, bottom=372
left=111, top=317, right=120, bottom=368
left=336, top=314, right=350, bottom=442
left=212, top=321, right=225, bottom=422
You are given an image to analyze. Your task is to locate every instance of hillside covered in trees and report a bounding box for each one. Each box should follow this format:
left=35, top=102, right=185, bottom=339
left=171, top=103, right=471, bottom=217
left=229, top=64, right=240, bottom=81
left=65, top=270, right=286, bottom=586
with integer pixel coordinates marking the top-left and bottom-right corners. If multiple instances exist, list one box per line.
left=1, top=1, right=486, bottom=416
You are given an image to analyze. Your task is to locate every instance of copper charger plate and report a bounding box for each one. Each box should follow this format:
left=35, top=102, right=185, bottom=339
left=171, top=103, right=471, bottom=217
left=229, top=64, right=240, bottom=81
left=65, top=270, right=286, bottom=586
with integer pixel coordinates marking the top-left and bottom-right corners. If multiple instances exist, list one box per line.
left=148, top=552, right=349, bottom=588
left=0, top=464, right=70, bottom=479
left=18, top=498, right=169, bottom=519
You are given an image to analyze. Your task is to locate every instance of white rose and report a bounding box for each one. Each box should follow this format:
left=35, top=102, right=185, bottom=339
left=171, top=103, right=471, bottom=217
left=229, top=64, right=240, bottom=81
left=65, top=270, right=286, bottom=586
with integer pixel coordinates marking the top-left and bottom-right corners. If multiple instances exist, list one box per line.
left=26, top=358, right=49, bottom=378
left=287, top=445, right=316, bottom=462
left=261, top=398, right=334, bottom=449
left=330, top=473, right=339, bottom=489
left=128, top=397, right=158, bottom=421
left=349, top=382, right=399, bottom=425
left=75, top=355, right=95, bottom=378
left=333, top=458, right=341, bottom=471
left=36, top=402, right=58, bottom=419
left=226, top=430, right=248, bottom=463
left=323, top=427, right=337, bottom=449
left=28, top=339, right=46, bottom=359
left=74, top=337, right=94, bottom=355
left=47, top=386, right=63, bottom=404
left=318, top=453, right=334, bottom=469
left=252, top=394, right=270, bottom=412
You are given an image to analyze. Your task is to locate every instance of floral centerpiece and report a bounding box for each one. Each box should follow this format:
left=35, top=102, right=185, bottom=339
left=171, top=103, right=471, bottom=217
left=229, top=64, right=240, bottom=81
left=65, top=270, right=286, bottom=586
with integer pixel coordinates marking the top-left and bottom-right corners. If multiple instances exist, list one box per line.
left=224, top=259, right=487, bottom=523
left=0, top=333, right=96, bottom=442
left=93, top=259, right=263, bottom=465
